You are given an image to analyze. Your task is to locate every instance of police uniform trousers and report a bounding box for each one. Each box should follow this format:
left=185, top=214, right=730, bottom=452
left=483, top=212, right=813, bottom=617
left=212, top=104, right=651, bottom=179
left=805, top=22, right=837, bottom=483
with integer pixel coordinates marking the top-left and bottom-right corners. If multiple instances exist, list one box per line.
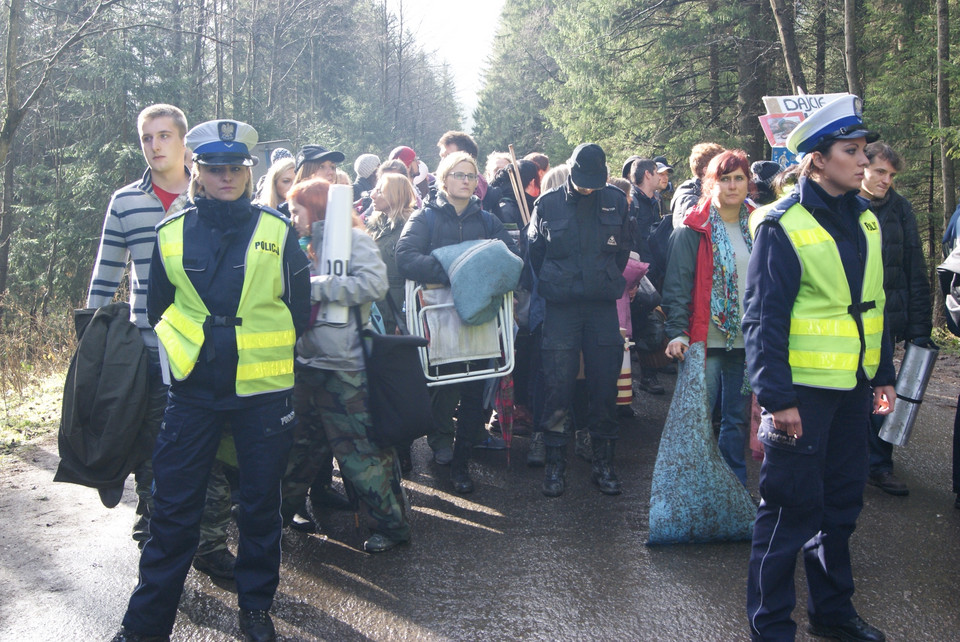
left=122, top=394, right=293, bottom=636
left=538, top=301, right=623, bottom=448
left=134, top=346, right=234, bottom=555
left=747, top=380, right=872, bottom=641
left=282, top=367, right=409, bottom=542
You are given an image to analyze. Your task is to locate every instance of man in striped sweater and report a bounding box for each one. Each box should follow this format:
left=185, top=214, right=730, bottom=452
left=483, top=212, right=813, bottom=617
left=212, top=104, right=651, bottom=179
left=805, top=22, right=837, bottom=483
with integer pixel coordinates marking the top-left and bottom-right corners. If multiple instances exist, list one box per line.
left=87, top=105, right=236, bottom=580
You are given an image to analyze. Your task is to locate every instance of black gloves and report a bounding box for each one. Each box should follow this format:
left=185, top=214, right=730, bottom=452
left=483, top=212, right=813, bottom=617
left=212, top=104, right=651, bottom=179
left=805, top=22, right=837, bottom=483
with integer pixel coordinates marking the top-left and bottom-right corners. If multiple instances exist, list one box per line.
left=910, top=336, right=939, bottom=350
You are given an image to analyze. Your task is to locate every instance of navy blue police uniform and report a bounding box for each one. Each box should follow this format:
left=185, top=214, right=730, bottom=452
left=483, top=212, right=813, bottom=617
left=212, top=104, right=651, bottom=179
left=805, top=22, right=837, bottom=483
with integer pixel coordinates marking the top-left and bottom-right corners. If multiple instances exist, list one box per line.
left=118, top=120, right=310, bottom=639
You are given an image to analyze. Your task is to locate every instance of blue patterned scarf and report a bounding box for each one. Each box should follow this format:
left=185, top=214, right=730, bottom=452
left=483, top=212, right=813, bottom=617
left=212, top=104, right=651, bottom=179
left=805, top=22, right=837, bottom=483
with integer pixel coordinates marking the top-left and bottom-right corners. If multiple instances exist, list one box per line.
left=708, top=203, right=752, bottom=350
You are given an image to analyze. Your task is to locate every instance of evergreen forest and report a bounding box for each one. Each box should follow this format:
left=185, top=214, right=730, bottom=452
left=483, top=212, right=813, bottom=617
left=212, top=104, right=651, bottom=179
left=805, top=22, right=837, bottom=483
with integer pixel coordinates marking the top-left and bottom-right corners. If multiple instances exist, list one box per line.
left=1, top=0, right=959, bottom=380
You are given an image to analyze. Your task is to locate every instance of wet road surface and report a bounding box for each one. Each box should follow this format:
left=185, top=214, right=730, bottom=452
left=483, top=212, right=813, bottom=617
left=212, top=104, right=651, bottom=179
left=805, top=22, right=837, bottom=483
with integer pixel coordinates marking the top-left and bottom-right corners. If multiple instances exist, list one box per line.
left=2, top=366, right=959, bottom=641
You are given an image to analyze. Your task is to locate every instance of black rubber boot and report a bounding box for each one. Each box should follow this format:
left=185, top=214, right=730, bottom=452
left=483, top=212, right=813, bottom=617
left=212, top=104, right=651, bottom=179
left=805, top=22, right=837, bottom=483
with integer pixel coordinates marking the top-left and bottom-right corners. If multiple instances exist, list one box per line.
left=542, top=445, right=567, bottom=497
left=591, top=438, right=622, bottom=495
left=450, top=440, right=475, bottom=494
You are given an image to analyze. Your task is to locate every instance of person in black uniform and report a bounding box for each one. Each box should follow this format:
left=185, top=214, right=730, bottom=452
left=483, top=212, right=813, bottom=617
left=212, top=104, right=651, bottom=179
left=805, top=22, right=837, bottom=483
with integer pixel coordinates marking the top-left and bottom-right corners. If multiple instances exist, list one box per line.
left=111, top=120, right=310, bottom=642
left=744, top=96, right=896, bottom=642
left=527, top=143, right=632, bottom=498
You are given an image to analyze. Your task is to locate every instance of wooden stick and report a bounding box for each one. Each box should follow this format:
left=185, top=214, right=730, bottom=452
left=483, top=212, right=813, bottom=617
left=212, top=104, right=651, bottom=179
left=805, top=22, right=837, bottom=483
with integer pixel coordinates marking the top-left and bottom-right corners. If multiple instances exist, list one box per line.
left=507, top=144, right=531, bottom=226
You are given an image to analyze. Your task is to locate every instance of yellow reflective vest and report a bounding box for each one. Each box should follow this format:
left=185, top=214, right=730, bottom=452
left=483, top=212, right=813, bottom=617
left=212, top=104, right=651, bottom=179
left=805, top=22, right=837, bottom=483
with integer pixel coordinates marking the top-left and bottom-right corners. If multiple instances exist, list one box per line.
left=750, top=202, right=885, bottom=390
left=154, top=209, right=296, bottom=396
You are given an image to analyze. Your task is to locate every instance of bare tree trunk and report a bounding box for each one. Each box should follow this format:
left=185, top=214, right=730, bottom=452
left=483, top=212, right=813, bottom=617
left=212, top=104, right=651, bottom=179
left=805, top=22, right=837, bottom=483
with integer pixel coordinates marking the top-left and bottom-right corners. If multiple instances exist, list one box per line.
left=245, top=0, right=258, bottom=121
left=214, top=0, right=224, bottom=117
left=191, top=0, right=206, bottom=117
left=768, top=0, right=806, bottom=93
left=844, top=0, right=862, bottom=97
left=738, top=0, right=772, bottom=162
left=267, top=0, right=282, bottom=110
left=937, top=0, right=956, bottom=227
left=814, top=0, right=826, bottom=94
left=171, top=0, right=183, bottom=104
left=708, top=1, right=720, bottom=122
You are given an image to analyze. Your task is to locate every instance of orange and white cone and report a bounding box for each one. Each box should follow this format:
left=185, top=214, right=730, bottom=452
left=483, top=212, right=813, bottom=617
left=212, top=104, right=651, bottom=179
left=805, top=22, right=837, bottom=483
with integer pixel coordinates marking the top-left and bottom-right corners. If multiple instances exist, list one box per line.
left=617, top=334, right=634, bottom=407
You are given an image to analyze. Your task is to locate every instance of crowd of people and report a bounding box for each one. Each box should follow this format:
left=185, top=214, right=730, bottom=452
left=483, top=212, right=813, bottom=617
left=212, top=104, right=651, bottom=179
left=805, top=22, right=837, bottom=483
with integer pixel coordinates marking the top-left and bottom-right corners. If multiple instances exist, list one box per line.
left=84, top=96, right=954, bottom=642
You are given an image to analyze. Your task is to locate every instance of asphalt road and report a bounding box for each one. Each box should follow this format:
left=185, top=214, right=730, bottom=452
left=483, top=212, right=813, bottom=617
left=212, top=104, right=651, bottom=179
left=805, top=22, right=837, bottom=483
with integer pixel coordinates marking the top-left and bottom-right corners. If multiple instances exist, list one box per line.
left=2, top=363, right=959, bottom=641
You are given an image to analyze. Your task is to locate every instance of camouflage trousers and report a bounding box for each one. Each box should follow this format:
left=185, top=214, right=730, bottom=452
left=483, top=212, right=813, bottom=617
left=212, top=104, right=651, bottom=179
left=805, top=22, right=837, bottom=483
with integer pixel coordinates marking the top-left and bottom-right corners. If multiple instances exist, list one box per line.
left=133, top=349, right=234, bottom=553
left=282, top=367, right=410, bottom=541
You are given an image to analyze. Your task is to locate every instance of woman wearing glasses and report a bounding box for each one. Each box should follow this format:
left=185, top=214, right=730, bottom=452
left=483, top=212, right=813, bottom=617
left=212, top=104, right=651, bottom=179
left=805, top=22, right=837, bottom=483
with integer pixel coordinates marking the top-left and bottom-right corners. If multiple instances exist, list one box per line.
left=395, top=151, right=518, bottom=494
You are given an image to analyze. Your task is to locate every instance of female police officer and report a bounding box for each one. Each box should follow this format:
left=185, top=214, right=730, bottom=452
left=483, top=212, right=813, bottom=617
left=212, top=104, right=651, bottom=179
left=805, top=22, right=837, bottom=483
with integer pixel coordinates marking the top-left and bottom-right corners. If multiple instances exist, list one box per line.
left=112, top=120, right=310, bottom=642
left=743, top=96, right=896, bottom=642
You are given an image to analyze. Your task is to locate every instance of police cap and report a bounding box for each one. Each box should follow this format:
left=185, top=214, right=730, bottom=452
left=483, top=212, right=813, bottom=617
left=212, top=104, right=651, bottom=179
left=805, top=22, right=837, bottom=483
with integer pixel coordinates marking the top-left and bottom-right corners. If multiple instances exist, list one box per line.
left=186, top=119, right=259, bottom=166
left=786, top=95, right=879, bottom=156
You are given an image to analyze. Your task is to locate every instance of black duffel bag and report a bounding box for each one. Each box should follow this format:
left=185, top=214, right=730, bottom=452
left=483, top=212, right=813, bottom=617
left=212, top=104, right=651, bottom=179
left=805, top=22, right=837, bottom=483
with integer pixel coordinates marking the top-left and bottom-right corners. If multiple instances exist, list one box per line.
left=354, top=298, right=431, bottom=449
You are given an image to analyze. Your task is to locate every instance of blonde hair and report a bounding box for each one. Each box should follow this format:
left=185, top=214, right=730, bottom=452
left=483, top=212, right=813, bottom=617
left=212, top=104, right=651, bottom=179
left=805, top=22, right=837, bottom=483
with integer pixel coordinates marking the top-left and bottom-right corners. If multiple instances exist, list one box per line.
left=257, top=157, right=295, bottom=209
left=369, top=173, right=417, bottom=230
left=335, top=168, right=351, bottom=185
left=436, top=151, right=479, bottom=198
left=485, top=152, right=511, bottom=182
left=188, top=163, right=253, bottom=201
left=541, top=164, right=570, bottom=192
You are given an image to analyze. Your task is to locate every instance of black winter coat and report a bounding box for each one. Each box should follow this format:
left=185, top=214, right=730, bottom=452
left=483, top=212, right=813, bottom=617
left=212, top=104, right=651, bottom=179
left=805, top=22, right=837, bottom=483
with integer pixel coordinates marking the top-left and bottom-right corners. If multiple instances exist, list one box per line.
left=395, top=192, right=519, bottom=285
left=527, top=179, right=632, bottom=303
left=868, top=188, right=932, bottom=342
left=670, top=178, right=701, bottom=221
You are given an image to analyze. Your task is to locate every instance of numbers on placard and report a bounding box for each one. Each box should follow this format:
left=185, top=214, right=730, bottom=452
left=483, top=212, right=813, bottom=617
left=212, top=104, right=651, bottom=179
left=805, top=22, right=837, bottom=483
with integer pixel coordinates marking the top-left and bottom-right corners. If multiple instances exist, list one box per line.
left=325, top=259, right=347, bottom=276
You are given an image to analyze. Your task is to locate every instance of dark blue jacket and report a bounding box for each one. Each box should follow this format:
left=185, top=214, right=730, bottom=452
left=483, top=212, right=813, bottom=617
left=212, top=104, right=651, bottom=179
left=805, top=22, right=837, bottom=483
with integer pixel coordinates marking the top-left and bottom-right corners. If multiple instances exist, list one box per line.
left=527, top=178, right=632, bottom=304
left=147, top=197, right=311, bottom=408
left=743, top=177, right=895, bottom=412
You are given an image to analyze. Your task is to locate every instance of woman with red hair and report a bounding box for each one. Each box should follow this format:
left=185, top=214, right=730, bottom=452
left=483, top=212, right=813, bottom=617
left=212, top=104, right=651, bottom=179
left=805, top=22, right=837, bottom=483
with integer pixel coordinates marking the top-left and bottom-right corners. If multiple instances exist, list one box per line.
left=280, top=178, right=411, bottom=553
left=662, top=149, right=754, bottom=485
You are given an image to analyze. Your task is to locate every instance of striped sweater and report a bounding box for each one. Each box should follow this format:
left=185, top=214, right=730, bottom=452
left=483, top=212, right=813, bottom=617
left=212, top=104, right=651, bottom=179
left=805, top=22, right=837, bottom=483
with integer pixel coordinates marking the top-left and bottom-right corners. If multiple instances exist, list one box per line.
left=86, top=168, right=189, bottom=346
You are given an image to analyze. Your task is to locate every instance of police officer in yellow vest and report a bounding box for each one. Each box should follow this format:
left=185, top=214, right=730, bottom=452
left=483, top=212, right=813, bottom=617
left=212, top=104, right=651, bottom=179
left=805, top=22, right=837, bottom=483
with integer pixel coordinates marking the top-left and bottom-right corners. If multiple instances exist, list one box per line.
left=743, top=96, right=896, bottom=642
left=112, top=120, right=310, bottom=642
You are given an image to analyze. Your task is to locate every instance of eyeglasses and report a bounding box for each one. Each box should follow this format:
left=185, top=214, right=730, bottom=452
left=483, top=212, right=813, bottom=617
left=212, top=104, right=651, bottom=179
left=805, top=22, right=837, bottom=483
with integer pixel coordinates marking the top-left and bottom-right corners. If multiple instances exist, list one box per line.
left=450, top=172, right=478, bottom=182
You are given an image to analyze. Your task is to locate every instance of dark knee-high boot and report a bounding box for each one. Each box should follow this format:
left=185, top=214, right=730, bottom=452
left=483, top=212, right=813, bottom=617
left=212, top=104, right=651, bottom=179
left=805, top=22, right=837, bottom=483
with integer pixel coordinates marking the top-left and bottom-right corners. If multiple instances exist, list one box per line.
left=591, top=438, right=622, bottom=495
left=542, top=445, right=567, bottom=497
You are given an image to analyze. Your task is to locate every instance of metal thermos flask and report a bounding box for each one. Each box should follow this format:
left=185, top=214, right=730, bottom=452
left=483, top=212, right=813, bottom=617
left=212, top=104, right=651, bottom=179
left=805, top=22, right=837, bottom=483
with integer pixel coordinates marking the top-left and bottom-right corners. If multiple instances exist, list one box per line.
left=878, top=342, right=939, bottom=446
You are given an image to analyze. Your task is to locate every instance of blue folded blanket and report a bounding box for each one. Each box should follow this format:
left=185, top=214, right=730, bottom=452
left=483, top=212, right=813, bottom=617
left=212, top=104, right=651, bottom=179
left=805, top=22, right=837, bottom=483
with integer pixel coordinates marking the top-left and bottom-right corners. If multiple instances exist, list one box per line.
left=431, top=239, right=522, bottom=325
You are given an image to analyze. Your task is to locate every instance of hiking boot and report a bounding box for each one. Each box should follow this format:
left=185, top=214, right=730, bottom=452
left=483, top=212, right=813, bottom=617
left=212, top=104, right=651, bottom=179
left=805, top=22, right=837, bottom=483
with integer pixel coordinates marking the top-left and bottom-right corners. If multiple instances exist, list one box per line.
left=363, top=533, right=408, bottom=553
left=868, top=471, right=909, bottom=496
left=527, top=432, right=546, bottom=467
left=638, top=373, right=665, bottom=395
left=450, top=440, right=474, bottom=493
left=574, top=430, right=592, bottom=462
left=542, top=445, right=567, bottom=497
left=591, top=438, right=622, bottom=495
left=433, top=445, right=454, bottom=465
left=238, top=609, right=276, bottom=642
left=192, top=547, right=236, bottom=580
